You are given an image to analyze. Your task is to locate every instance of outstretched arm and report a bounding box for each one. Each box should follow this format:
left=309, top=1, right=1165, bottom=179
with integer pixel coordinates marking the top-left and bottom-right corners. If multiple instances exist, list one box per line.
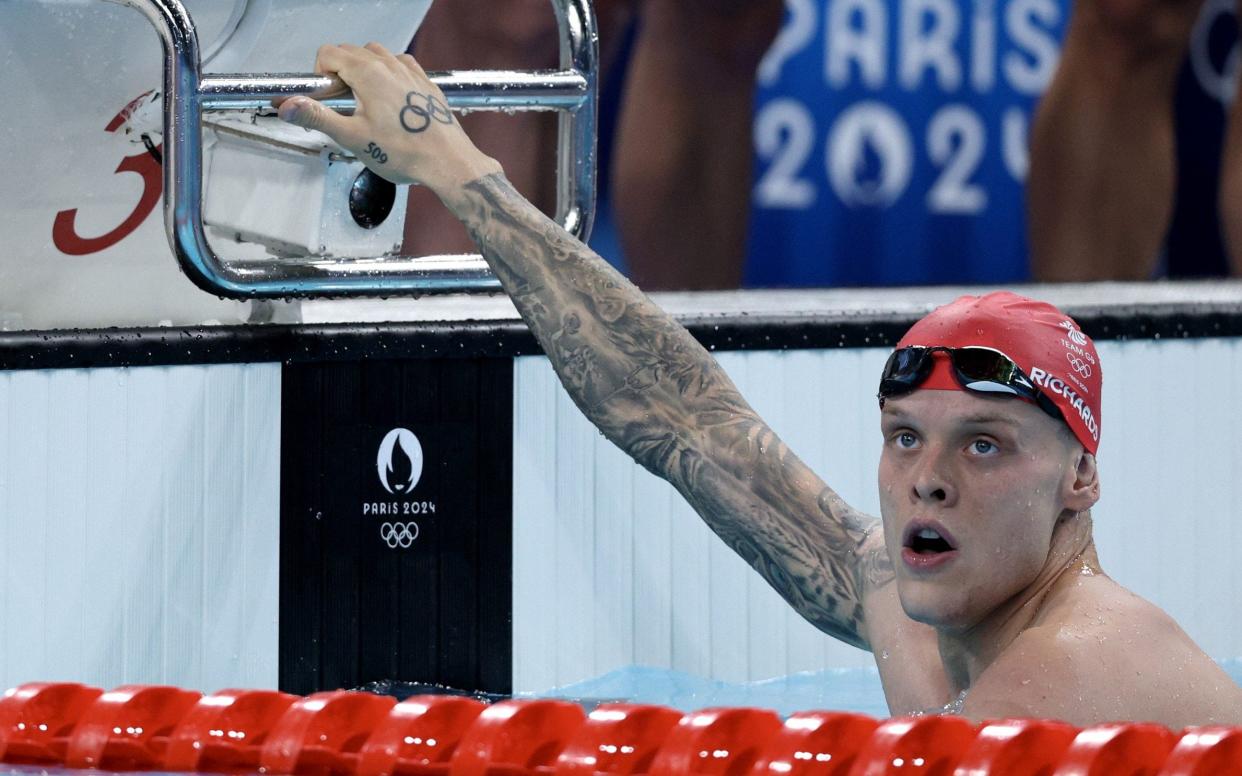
left=449, top=172, right=894, bottom=649
left=279, top=43, right=894, bottom=649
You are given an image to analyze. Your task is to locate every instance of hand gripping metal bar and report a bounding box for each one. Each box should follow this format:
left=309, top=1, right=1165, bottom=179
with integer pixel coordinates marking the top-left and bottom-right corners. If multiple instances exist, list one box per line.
left=116, top=0, right=598, bottom=298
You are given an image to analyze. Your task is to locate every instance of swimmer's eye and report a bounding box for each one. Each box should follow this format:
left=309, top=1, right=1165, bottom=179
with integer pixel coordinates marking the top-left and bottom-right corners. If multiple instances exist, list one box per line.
left=893, top=431, right=919, bottom=449
left=969, top=439, right=998, bottom=456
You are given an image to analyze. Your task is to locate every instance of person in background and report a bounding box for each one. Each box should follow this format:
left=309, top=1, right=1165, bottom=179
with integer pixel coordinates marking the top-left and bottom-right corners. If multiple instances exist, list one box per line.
left=400, top=0, right=584, bottom=261
left=402, top=0, right=783, bottom=290
left=1029, top=0, right=1242, bottom=279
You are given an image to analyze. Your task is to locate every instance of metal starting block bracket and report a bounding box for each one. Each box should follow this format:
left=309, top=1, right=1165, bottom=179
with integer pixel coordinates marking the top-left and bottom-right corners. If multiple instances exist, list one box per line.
left=119, top=0, right=598, bottom=298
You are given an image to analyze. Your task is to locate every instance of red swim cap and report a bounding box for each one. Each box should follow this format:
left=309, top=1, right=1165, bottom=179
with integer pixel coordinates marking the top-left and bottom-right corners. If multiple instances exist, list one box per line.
left=895, top=291, right=1102, bottom=454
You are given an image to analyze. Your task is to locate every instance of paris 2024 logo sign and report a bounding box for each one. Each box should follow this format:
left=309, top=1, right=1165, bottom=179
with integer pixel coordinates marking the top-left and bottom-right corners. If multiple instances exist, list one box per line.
left=367, top=428, right=436, bottom=549
left=377, top=427, right=423, bottom=494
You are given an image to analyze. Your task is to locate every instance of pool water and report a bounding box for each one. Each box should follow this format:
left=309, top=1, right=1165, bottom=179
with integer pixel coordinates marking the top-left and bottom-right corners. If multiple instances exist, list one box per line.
left=528, top=659, right=1242, bottom=718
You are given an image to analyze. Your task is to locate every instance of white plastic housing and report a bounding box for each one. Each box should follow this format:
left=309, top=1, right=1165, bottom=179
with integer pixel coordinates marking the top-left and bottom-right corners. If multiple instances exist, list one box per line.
left=204, top=118, right=408, bottom=260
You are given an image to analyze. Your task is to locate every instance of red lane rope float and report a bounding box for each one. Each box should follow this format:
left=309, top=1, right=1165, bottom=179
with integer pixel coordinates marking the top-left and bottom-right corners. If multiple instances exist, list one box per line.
left=749, top=711, right=879, bottom=775
left=449, top=699, right=586, bottom=776
left=951, top=718, right=1078, bottom=776
left=261, top=691, right=398, bottom=775
left=645, top=707, right=783, bottom=775
left=3, top=681, right=1242, bottom=775
left=355, top=695, right=486, bottom=776
left=849, top=716, right=978, bottom=775
left=63, top=685, right=203, bottom=770
left=1158, top=726, right=1242, bottom=776
left=552, top=703, right=683, bottom=775
left=164, top=689, right=299, bottom=773
left=1053, top=722, right=1178, bottom=775
left=0, top=683, right=102, bottom=765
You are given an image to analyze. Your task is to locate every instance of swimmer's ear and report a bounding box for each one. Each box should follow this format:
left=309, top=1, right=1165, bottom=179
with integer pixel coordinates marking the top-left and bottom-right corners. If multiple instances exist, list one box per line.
left=1063, top=451, right=1101, bottom=513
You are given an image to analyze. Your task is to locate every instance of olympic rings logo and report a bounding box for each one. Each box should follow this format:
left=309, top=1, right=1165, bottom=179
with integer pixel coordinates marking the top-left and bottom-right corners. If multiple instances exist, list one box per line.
left=1066, top=353, right=1092, bottom=378
left=380, top=521, right=420, bottom=549
left=399, top=91, right=454, bottom=134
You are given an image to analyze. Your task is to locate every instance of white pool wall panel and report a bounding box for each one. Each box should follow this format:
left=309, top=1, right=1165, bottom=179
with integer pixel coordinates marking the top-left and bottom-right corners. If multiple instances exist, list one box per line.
left=1092, top=339, right=1238, bottom=660
left=0, top=364, right=281, bottom=693
left=512, top=339, right=1242, bottom=692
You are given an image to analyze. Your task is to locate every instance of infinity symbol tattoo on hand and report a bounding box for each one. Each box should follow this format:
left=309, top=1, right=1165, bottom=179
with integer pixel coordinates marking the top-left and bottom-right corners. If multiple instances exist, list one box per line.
left=400, top=90, right=454, bottom=133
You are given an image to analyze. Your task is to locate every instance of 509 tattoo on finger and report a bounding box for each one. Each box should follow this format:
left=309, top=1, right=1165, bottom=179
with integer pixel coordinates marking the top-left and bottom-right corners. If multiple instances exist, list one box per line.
left=364, top=142, right=388, bottom=164
left=400, top=90, right=454, bottom=133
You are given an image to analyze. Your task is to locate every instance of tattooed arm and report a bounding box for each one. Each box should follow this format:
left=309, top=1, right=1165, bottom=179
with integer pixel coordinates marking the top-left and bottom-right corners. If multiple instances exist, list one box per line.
left=450, top=173, right=896, bottom=648
left=279, top=43, right=895, bottom=649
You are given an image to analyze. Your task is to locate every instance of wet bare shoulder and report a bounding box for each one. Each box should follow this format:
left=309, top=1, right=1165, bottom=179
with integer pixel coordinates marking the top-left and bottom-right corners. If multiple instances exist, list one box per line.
left=963, top=578, right=1242, bottom=726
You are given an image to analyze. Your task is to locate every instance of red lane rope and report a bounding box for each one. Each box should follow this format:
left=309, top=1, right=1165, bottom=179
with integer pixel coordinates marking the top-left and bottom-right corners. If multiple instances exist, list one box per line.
left=0, top=681, right=1238, bottom=775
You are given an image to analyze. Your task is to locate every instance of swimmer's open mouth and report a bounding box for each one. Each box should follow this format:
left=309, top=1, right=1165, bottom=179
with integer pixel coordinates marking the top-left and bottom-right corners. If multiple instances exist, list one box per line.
left=902, top=521, right=958, bottom=555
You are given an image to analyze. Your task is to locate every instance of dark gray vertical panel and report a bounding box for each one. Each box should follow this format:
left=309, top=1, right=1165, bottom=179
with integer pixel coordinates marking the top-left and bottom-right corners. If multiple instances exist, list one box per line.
left=280, top=359, right=513, bottom=695
left=477, top=360, right=514, bottom=693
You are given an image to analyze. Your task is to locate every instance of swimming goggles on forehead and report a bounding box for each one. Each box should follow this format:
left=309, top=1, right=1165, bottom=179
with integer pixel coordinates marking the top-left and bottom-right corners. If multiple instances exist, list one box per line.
left=877, top=346, right=1064, bottom=422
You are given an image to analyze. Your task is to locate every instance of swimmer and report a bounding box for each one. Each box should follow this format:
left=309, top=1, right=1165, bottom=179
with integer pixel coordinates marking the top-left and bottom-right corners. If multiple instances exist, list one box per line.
left=277, top=44, right=1242, bottom=727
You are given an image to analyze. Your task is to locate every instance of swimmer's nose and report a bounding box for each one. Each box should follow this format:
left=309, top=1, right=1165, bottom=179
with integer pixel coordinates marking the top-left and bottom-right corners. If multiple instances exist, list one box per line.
left=911, top=450, right=958, bottom=506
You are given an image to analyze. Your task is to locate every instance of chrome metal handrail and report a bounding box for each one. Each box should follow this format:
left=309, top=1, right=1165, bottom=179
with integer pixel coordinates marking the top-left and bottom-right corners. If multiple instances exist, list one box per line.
left=116, top=0, right=598, bottom=298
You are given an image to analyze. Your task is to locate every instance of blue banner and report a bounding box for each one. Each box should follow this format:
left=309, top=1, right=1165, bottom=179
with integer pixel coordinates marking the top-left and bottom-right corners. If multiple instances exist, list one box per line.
left=745, top=0, right=1068, bottom=287
left=744, top=0, right=1242, bottom=287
